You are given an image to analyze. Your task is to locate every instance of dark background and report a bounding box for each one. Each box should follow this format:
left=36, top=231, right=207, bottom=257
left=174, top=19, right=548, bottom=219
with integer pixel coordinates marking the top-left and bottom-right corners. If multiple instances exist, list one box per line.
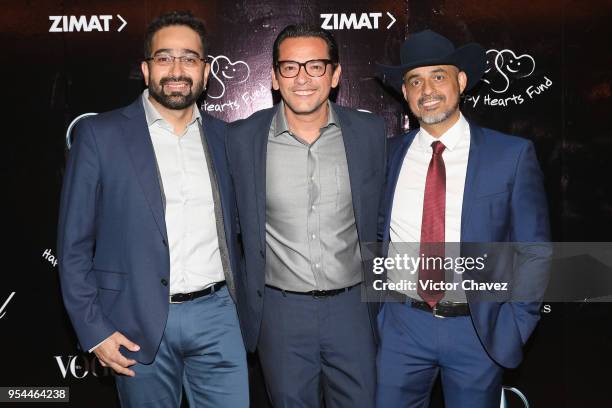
left=2, top=0, right=611, bottom=406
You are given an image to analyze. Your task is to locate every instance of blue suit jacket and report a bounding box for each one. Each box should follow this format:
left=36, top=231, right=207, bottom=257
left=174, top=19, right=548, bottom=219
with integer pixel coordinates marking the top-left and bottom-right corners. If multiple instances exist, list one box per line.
left=381, top=122, right=551, bottom=368
left=225, top=103, right=387, bottom=352
left=57, top=98, right=242, bottom=364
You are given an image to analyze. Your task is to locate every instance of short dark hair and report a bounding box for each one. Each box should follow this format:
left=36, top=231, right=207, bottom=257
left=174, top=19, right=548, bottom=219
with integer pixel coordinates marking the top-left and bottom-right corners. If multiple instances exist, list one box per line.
left=144, top=11, right=207, bottom=58
left=272, top=24, right=339, bottom=67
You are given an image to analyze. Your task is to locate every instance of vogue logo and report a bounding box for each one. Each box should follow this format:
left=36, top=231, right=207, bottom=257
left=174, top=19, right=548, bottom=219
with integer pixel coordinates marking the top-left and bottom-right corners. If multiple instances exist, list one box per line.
left=54, top=355, right=111, bottom=379
left=49, top=15, right=127, bottom=33
left=0, top=292, right=16, bottom=320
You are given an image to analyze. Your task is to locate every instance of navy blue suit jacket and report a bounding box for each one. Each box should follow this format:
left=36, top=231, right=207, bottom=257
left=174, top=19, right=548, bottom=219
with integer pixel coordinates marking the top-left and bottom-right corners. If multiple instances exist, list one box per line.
left=226, top=103, right=387, bottom=352
left=381, top=122, right=551, bottom=368
left=57, top=98, right=242, bottom=364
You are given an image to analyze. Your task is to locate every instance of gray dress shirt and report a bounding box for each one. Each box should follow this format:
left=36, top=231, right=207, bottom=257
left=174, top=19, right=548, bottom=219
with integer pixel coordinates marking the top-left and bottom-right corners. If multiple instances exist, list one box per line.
left=265, top=102, right=363, bottom=291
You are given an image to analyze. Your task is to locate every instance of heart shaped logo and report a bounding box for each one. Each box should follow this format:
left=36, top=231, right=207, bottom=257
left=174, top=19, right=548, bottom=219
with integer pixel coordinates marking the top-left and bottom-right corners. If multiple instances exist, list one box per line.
left=483, top=49, right=535, bottom=94
left=208, top=55, right=251, bottom=99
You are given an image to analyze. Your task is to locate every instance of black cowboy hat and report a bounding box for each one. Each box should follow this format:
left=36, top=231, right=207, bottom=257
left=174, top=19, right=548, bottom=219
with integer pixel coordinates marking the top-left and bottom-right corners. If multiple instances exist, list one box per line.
left=377, top=29, right=486, bottom=93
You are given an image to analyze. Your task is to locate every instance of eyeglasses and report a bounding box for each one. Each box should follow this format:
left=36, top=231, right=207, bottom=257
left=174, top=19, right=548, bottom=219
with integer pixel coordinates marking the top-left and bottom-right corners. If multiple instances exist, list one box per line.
left=145, top=54, right=206, bottom=68
left=276, top=59, right=335, bottom=78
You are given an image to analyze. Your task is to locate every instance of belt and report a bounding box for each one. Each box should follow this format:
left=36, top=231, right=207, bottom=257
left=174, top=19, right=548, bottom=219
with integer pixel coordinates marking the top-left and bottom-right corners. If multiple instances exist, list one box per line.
left=409, top=298, right=470, bottom=318
left=388, top=291, right=469, bottom=318
left=170, top=281, right=226, bottom=303
left=266, top=283, right=359, bottom=298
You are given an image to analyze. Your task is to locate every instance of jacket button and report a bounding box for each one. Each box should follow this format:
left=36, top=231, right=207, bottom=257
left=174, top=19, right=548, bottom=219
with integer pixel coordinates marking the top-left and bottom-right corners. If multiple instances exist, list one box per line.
left=162, top=239, right=168, bottom=247
left=257, top=290, right=262, bottom=297
left=161, top=279, right=168, bottom=286
left=259, top=250, right=264, bottom=258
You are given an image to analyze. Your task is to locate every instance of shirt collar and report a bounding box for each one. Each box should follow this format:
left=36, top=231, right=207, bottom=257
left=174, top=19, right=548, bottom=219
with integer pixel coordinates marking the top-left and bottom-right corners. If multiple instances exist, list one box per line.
left=142, top=89, right=201, bottom=129
left=273, top=100, right=339, bottom=137
left=416, top=112, right=469, bottom=152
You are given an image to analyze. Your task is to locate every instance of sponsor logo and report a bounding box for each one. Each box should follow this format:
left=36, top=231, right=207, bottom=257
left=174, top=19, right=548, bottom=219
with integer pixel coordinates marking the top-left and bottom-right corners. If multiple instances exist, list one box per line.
left=320, top=12, right=396, bottom=30
left=0, top=292, right=16, bottom=320
left=49, top=15, right=127, bottom=33
left=465, top=48, right=553, bottom=108
left=65, top=112, right=98, bottom=150
left=54, top=355, right=111, bottom=379
left=43, top=248, right=58, bottom=268
left=208, top=55, right=250, bottom=99
left=203, top=55, right=260, bottom=113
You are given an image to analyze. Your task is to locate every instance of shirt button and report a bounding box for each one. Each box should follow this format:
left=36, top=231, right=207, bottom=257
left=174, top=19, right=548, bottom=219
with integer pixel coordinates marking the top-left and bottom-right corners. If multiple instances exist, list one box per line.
left=311, top=234, right=316, bottom=240
left=314, top=263, right=320, bottom=269
left=311, top=205, right=316, bottom=211
left=161, top=279, right=168, bottom=286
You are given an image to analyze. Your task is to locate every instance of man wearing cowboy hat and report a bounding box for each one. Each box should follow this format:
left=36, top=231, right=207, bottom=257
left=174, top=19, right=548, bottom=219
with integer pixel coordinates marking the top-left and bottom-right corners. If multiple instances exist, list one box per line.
left=376, top=30, right=551, bottom=407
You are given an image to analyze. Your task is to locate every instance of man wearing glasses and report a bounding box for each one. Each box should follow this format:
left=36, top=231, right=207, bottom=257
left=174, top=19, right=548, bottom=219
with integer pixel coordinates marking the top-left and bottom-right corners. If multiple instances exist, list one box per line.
left=226, top=24, right=386, bottom=407
left=57, top=11, right=248, bottom=407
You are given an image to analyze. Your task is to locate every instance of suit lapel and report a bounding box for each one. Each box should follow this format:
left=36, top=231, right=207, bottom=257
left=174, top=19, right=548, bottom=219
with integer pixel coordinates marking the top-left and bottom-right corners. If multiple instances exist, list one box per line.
left=122, top=99, right=168, bottom=242
left=253, top=106, right=278, bottom=251
left=460, top=122, right=484, bottom=239
left=333, top=105, right=365, bottom=234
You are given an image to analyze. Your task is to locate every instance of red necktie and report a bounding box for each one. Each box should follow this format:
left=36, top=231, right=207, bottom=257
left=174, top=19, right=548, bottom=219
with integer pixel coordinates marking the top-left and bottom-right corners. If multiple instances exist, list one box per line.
left=418, top=141, right=446, bottom=308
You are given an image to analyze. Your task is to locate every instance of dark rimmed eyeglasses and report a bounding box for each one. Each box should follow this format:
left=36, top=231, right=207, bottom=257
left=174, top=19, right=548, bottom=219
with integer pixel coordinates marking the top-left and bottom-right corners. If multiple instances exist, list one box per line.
left=145, top=54, right=206, bottom=68
left=275, top=59, right=335, bottom=78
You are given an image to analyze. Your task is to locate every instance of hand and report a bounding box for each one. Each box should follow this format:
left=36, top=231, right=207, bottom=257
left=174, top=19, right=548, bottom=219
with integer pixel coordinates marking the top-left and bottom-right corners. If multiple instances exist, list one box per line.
left=93, top=331, right=140, bottom=376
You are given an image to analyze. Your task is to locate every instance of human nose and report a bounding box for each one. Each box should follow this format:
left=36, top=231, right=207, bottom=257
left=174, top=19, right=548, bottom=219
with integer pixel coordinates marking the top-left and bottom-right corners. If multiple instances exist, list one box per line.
left=422, top=78, right=434, bottom=95
left=294, top=64, right=310, bottom=84
left=168, top=57, right=185, bottom=76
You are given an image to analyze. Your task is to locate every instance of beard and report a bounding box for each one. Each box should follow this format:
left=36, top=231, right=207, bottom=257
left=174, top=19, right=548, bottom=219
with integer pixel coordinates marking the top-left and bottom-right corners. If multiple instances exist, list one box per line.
left=148, top=75, right=203, bottom=110
left=415, top=93, right=460, bottom=125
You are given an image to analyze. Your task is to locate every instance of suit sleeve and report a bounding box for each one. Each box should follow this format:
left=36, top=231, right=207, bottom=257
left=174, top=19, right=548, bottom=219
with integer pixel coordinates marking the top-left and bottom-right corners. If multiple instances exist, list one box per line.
left=509, top=140, right=552, bottom=344
left=57, top=119, right=116, bottom=351
left=376, top=119, right=388, bottom=242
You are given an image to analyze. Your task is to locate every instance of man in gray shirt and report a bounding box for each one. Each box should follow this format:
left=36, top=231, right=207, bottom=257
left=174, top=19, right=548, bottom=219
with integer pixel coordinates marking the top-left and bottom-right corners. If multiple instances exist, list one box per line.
left=226, top=24, right=387, bottom=407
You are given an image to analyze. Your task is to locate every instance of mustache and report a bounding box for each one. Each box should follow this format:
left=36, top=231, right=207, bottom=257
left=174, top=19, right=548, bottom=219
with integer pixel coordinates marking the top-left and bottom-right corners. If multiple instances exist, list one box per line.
left=159, top=76, right=193, bottom=86
left=418, top=95, right=445, bottom=106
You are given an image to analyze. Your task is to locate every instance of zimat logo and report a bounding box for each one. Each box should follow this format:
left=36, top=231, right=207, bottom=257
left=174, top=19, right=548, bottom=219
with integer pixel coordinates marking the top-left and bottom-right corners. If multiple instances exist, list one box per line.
left=49, top=15, right=127, bottom=32
left=320, top=12, right=396, bottom=30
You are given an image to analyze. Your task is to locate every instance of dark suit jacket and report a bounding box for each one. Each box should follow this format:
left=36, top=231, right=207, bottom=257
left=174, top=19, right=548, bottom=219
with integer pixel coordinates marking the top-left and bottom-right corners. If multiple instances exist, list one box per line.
left=57, top=97, right=242, bottom=364
left=226, top=102, right=387, bottom=352
left=381, top=122, right=551, bottom=368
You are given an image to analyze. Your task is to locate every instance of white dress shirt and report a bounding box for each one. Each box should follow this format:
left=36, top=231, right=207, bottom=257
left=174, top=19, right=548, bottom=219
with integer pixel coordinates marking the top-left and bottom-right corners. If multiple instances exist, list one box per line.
left=143, top=90, right=224, bottom=295
left=389, top=113, right=470, bottom=301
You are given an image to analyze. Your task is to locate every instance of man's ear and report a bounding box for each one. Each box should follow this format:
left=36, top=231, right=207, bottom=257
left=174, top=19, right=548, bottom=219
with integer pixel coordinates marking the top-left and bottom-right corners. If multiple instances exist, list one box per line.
left=331, top=64, right=342, bottom=88
left=458, top=71, right=468, bottom=94
left=272, top=68, right=280, bottom=91
left=203, top=62, right=211, bottom=89
left=141, top=61, right=150, bottom=86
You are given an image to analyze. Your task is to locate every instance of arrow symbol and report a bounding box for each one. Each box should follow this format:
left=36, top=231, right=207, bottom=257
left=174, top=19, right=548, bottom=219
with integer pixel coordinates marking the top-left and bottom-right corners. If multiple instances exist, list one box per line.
left=386, top=12, right=396, bottom=29
left=116, top=14, right=127, bottom=32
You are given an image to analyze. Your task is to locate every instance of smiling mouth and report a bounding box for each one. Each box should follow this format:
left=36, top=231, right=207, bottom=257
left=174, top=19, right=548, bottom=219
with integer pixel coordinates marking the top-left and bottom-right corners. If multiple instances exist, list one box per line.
left=165, top=82, right=189, bottom=89
left=420, top=99, right=442, bottom=110
left=293, top=89, right=316, bottom=96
